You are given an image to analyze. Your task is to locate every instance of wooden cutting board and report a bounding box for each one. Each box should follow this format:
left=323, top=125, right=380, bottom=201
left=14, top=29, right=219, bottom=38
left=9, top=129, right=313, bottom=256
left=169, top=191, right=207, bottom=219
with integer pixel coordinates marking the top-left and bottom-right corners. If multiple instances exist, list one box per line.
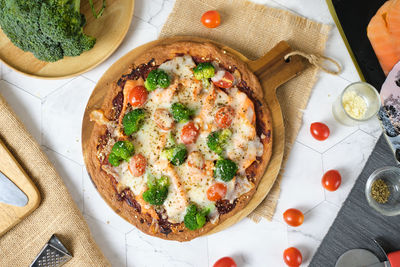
left=81, top=36, right=307, bottom=234
left=0, top=139, right=40, bottom=237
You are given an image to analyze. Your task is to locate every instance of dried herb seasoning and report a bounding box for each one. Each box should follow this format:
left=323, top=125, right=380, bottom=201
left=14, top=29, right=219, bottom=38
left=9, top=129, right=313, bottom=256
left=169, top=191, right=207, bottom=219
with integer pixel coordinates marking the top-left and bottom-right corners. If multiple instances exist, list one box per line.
left=371, top=179, right=390, bottom=204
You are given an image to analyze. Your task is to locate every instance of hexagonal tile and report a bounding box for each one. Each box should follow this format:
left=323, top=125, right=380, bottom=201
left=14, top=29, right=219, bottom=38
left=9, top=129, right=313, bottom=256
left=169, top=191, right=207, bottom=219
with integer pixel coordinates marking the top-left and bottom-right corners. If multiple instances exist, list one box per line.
left=43, top=147, right=84, bottom=211
left=2, top=64, right=73, bottom=99
left=0, top=80, right=42, bottom=143
left=134, top=0, right=164, bottom=24
left=322, top=130, right=377, bottom=206
left=292, top=201, right=339, bottom=242
left=208, top=218, right=288, bottom=267
left=82, top=17, right=158, bottom=82
left=359, top=117, right=383, bottom=139
left=296, top=73, right=358, bottom=153
left=42, top=77, right=94, bottom=164
left=287, top=230, right=321, bottom=267
left=126, top=228, right=208, bottom=267
left=84, top=215, right=127, bottom=267
left=82, top=170, right=134, bottom=234
left=272, top=0, right=333, bottom=24
left=274, top=142, right=324, bottom=222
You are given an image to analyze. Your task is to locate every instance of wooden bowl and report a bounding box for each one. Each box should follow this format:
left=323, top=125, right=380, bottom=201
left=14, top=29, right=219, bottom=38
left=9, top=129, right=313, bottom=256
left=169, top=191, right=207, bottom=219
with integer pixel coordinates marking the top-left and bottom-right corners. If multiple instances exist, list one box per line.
left=82, top=36, right=306, bottom=236
left=0, top=0, right=134, bottom=79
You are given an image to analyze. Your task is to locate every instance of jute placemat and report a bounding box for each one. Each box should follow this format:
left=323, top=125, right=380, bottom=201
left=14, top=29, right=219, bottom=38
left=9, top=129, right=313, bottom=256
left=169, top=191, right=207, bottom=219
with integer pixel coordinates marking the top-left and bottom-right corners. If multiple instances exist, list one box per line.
left=161, top=0, right=332, bottom=221
left=0, top=95, right=109, bottom=266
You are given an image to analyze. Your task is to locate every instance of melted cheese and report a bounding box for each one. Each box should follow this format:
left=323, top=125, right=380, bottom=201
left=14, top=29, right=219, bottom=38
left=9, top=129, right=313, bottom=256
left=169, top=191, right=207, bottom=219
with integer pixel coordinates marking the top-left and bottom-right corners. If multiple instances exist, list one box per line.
left=95, top=56, right=263, bottom=224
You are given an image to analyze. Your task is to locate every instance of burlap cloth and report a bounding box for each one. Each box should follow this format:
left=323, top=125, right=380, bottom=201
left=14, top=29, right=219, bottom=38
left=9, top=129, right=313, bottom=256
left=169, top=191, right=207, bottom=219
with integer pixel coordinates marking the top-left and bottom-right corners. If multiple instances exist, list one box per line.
left=0, top=1, right=330, bottom=266
left=0, top=94, right=109, bottom=266
left=160, top=0, right=332, bottom=221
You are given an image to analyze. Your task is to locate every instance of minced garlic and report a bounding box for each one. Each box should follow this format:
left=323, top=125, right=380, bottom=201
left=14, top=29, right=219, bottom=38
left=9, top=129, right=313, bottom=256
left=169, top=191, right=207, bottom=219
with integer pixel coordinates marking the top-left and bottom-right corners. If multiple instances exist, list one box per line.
left=342, top=90, right=367, bottom=119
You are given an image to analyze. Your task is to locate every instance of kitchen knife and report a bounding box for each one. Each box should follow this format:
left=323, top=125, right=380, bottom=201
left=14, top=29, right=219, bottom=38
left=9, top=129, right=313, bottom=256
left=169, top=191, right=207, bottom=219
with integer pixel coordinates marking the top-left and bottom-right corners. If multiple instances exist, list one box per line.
left=0, top=170, right=28, bottom=207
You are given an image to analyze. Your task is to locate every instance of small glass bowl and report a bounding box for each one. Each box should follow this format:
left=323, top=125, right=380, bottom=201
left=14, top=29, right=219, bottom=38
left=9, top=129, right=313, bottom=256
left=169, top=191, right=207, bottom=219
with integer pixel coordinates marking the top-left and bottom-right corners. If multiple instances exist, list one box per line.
left=332, top=82, right=381, bottom=126
left=365, top=166, right=400, bottom=216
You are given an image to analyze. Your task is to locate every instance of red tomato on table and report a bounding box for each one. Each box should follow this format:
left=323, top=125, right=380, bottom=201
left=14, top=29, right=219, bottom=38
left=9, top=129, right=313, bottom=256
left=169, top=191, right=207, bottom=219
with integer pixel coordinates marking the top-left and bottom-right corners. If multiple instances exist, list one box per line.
left=213, top=257, right=237, bottom=267
left=322, top=169, right=341, bottom=191
left=201, top=10, right=221, bottom=28
left=283, top=247, right=302, bottom=267
left=310, top=122, right=330, bottom=141
left=128, top=86, right=148, bottom=107
left=283, top=209, right=304, bottom=227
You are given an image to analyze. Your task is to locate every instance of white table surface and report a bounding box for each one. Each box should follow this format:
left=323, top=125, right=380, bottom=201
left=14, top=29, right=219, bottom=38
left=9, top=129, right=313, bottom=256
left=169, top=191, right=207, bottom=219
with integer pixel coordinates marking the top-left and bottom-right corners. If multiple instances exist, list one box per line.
left=0, top=0, right=383, bottom=266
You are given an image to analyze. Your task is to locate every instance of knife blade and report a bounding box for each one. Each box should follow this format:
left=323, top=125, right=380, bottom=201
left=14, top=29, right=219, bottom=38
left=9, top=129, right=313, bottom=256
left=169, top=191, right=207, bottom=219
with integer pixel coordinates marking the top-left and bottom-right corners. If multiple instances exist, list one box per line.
left=0, top=171, right=28, bottom=207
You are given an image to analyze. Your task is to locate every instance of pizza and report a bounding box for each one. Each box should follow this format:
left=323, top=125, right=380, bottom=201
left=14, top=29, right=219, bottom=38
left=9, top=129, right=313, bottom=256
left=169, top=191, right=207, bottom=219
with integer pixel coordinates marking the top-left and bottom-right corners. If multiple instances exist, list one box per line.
left=86, top=41, right=273, bottom=241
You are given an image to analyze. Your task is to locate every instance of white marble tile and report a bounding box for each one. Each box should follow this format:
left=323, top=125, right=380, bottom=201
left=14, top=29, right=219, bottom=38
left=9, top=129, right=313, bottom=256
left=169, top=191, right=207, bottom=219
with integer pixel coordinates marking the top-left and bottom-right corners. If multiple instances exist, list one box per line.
left=208, top=218, right=288, bottom=267
left=296, top=73, right=359, bottom=153
left=82, top=170, right=135, bottom=234
left=287, top=230, right=321, bottom=267
left=2, top=64, right=73, bottom=99
left=126, top=228, right=208, bottom=267
left=293, top=201, right=339, bottom=242
left=274, top=142, right=324, bottom=222
left=82, top=17, right=158, bottom=83
left=359, top=117, right=383, bottom=139
left=322, top=130, right=377, bottom=206
left=42, top=147, right=84, bottom=211
left=84, top=215, right=127, bottom=267
left=41, top=77, right=94, bottom=165
left=0, top=80, right=42, bottom=143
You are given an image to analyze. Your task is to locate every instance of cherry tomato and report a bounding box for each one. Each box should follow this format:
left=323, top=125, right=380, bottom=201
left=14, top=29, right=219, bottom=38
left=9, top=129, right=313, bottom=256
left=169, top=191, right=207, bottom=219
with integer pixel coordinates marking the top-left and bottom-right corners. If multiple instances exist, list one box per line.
left=215, top=106, right=234, bottom=128
left=322, top=169, right=341, bottom=191
left=310, top=122, right=330, bottom=141
left=153, top=108, right=174, bottom=131
left=212, top=70, right=235, bottom=89
left=128, top=86, right=148, bottom=107
left=207, top=183, right=227, bottom=201
left=213, top=257, right=237, bottom=267
left=128, top=154, right=147, bottom=177
left=283, top=209, right=304, bottom=227
left=181, top=122, right=200, bottom=144
left=201, top=10, right=221, bottom=28
left=283, top=247, right=302, bottom=267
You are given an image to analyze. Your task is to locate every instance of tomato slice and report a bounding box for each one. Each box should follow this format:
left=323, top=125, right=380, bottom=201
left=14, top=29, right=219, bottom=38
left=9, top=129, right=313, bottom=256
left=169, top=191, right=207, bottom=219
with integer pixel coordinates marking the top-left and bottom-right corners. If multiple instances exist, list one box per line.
left=283, top=209, right=304, bottom=227
left=128, top=85, right=148, bottom=107
left=128, top=154, right=147, bottom=177
left=283, top=247, right=302, bottom=267
left=213, top=257, right=237, bottom=267
left=322, top=169, right=341, bottom=191
left=207, top=183, right=227, bottom=201
left=215, top=105, right=235, bottom=128
left=201, top=10, right=221, bottom=28
left=212, top=70, right=235, bottom=89
left=180, top=122, right=200, bottom=144
left=310, top=122, right=330, bottom=141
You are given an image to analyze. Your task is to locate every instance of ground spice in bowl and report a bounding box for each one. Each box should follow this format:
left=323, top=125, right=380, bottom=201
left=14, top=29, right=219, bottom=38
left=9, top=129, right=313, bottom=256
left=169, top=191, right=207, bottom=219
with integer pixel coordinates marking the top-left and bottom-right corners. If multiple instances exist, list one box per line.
left=370, top=179, right=390, bottom=204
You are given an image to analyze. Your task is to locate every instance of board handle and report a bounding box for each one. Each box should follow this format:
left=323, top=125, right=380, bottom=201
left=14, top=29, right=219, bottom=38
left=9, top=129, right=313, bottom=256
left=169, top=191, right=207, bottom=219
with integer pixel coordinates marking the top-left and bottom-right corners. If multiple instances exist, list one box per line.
left=248, top=41, right=306, bottom=91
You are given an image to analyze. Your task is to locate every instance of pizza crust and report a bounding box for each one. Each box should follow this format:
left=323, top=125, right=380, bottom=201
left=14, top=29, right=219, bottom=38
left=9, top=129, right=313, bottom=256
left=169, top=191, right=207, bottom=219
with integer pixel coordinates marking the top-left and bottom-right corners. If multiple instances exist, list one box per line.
left=86, top=41, right=273, bottom=241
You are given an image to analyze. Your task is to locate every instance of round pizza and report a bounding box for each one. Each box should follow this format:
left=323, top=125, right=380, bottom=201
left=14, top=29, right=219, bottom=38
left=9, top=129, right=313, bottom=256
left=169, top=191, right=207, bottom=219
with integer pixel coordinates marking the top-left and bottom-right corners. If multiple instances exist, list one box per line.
left=87, top=41, right=273, bottom=241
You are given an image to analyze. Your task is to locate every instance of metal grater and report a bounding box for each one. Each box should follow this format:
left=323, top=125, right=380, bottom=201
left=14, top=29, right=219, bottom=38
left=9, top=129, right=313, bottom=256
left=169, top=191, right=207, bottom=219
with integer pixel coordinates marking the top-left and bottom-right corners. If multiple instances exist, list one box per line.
left=30, top=234, right=72, bottom=267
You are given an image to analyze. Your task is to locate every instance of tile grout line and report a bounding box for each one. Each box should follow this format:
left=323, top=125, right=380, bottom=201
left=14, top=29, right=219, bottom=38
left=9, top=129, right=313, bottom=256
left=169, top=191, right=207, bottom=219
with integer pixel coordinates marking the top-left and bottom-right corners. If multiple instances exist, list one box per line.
left=2, top=79, right=42, bottom=100
left=41, top=144, right=84, bottom=166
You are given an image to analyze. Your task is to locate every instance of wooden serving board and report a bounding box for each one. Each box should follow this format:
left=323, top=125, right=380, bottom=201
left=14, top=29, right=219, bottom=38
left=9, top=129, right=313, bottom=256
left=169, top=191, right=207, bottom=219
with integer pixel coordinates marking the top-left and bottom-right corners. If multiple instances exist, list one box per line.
left=0, top=0, right=134, bottom=79
left=0, top=139, right=40, bottom=237
left=81, top=36, right=306, bottom=235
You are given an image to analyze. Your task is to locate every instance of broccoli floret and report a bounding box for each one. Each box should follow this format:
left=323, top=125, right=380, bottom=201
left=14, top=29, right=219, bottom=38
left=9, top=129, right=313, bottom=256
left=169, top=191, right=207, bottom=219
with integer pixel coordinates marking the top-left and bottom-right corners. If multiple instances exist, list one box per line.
left=214, top=159, right=238, bottom=182
left=170, top=103, right=194, bottom=123
left=162, top=144, right=188, bottom=166
left=144, top=69, right=171, bottom=91
left=184, top=204, right=210, bottom=230
left=108, top=140, right=134, bottom=166
left=193, top=62, right=215, bottom=80
left=122, top=109, right=146, bottom=136
left=0, top=0, right=105, bottom=62
left=207, top=129, right=232, bottom=154
left=142, top=175, right=170, bottom=206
